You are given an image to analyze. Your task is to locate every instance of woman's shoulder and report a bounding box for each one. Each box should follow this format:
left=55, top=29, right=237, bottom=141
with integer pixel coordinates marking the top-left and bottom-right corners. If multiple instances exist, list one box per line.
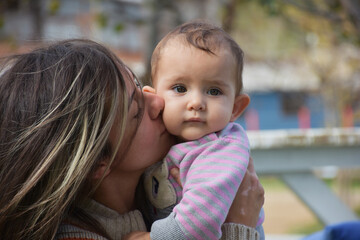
left=55, top=223, right=108, bottom=240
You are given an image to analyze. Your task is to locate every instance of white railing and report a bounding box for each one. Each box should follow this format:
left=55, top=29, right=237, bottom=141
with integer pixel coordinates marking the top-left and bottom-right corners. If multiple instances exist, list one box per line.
left=248, top=127, right=360, bottom=225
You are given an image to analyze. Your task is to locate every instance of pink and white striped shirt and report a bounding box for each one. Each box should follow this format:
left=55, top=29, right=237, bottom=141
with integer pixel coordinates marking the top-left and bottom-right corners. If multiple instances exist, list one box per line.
left=150, top=122, right=264, bottom=239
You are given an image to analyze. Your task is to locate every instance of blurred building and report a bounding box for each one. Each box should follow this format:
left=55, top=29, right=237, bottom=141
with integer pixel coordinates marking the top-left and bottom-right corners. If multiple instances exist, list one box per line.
left=0, top=0, right=221, bottom=76
left=0, top=0, right=150, bottom=74
left=237, top=61, right=325, bottom=130
left=1, top=0, right=358, bottom=130
left=236, top=45, right=360, bottom=130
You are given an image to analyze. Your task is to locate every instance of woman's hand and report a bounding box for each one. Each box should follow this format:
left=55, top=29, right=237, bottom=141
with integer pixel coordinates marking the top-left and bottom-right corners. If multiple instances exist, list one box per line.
left=225, top=157, right=264, bottom=228
left=123, top=232, right=150, bottom=240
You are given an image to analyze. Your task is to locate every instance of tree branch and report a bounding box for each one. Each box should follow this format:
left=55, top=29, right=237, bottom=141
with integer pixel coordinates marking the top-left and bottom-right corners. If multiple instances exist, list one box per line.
left=282, top=0, right=343, bottom=22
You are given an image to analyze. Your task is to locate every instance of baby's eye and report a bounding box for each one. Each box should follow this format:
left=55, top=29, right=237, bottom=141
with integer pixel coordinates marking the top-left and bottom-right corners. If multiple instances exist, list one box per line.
left=207, top=88, right=222, bottom=96
left=173, top=85, right=187, bottom=93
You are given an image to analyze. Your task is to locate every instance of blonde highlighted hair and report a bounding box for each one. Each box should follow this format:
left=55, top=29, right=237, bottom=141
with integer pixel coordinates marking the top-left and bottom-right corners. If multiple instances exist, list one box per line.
left=0, top=39, right=134, bottom=239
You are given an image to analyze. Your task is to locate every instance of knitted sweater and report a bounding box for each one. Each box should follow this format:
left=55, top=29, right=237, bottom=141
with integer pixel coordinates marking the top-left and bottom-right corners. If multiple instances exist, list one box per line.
left=55, top=200, right=260, bottom=240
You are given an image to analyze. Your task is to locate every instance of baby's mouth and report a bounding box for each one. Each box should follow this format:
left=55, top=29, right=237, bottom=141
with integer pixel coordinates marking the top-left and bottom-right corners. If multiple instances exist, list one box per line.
left=185, top=118, right=204, bottom=123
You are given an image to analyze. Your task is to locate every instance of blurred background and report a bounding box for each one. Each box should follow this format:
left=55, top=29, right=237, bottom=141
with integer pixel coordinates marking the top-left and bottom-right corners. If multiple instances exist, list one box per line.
left=0, top=0, right=359, bottom=239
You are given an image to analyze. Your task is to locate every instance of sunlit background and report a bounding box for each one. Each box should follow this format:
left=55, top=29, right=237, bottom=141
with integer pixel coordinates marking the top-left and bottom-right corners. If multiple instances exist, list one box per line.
left=1, top=0, right=359, bottom=239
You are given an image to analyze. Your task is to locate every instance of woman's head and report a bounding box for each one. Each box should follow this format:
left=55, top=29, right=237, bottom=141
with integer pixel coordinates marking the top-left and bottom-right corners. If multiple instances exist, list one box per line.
left=0, top=39, right=172, bottom=239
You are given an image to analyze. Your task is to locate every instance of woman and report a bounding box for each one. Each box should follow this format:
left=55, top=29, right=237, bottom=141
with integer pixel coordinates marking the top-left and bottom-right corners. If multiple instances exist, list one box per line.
left=0, top=39, right=264, bottom=240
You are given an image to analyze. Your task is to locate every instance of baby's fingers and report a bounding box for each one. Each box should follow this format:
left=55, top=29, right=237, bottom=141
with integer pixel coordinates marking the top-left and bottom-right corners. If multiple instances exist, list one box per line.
left=170, top=167, right=182, bottom=188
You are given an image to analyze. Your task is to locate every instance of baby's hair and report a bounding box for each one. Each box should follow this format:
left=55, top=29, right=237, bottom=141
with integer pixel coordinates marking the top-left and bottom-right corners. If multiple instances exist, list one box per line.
left=151, top=20, right=244, bottom=95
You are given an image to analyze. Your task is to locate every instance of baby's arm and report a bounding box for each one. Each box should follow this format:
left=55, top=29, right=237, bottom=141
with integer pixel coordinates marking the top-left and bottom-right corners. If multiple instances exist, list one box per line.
left=152, top=136, right=250, bottom=239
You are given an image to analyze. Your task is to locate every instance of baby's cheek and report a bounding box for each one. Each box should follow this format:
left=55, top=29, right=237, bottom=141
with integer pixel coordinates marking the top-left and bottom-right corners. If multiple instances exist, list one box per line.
left=162, top=101, right=181, bottom=131
left=211, top=109, right=233, bottom=128
left=162, top=112, right=179, bottom=135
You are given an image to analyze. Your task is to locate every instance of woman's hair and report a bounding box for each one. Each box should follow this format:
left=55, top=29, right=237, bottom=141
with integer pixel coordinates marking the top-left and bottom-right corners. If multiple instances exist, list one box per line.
left=0, top=39, right=134, bottom=239
left=151, top=20, right=244, bottom=95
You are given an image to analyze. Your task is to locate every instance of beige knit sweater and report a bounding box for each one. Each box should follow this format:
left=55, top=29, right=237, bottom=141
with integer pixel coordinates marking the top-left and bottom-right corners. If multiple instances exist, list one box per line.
left=55, top=200, right=259, bottom=240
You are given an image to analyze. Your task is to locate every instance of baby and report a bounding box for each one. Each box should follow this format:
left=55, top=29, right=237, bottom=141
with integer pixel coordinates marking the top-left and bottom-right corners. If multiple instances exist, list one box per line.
left=143, top=20, right=265, bottom=240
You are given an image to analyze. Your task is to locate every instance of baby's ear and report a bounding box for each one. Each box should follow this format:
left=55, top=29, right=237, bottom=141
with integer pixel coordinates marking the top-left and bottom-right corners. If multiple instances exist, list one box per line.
left=142, top=85, right=156, bottom=94
left=230, top=94, right=250, bottom=122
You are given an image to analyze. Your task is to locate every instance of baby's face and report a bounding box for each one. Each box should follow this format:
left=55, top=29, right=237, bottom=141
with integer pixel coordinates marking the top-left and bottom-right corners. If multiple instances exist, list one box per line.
left=152, top=40, right=239, bottom=141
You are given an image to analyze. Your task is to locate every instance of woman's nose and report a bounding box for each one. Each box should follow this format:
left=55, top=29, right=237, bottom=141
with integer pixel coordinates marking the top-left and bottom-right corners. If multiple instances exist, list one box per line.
left=142, top=86, right=165, bottom=119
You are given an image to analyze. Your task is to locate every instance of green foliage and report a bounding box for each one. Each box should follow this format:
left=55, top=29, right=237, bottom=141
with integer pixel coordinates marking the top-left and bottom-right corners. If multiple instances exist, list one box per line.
left=259, top=176, right=287, bottom=191
left=48, top=0, right=60, bottom=15
left=289, top=222, right=323, bottom=235
left=114, top=23, right=124, bottom=33
left=230, top=1, right=304, bottom=60
left=96, top=13, right=108, bottom=29
left=355, top=205, right=360, bottom=217
left=258, top=0, right=282, bottom=15
left=257, top=0, right=360, bottom=46
left=350, top=177, right=360, bottom=188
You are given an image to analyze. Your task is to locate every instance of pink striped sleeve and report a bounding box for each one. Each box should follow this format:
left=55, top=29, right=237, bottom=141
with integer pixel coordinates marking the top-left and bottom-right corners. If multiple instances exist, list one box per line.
left=167, top=124, right=250, bottom=239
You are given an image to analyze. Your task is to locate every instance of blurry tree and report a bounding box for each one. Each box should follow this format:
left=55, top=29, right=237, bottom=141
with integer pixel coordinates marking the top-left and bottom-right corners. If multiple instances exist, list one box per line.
left=143, top=0, right=222, bottom=85
left=0, top=0, right=20, bottom=31
left=222, top=0, right=360, bottom=45
left=142, top=0, right=181, bottom=85
left=267, top=0, right=359, bottom=45
left=29, top=0, right=44, bottom=40
left=0, top=0, right=44, bottom=40
left=48, top=0, right=60, bottom=15
left=274, top=0, right=360, bottom=127
left=221, top=0, right=360, bottom=127
left=222, top=0, right=237, bottom=32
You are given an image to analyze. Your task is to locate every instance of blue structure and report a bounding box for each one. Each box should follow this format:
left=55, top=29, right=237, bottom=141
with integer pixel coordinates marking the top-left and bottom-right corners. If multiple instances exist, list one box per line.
left=236, top=92, right=325, bottom=130
left=302, top=221, right=360, bottom=240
